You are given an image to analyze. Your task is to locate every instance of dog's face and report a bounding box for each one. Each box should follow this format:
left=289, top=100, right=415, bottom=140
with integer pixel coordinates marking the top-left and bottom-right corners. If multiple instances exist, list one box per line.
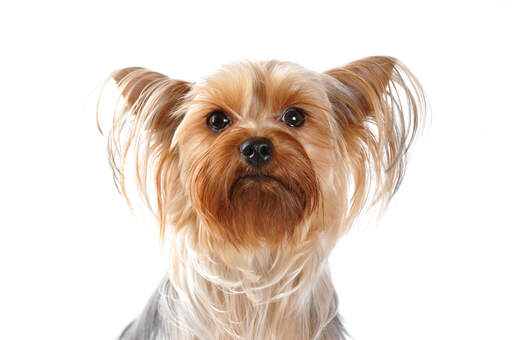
left=176, top=62, right=336, bottom=249
left=106, top=57, right=424, bottom=253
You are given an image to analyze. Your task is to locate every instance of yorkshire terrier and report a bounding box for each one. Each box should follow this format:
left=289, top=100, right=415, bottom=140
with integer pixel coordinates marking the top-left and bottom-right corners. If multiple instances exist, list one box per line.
left=98, top=56, right=425, bottom=340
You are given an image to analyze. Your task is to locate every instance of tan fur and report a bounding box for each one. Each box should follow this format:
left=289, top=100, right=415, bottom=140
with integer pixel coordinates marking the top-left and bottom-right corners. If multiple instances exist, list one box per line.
left=98, top=57, right=425, bottom=340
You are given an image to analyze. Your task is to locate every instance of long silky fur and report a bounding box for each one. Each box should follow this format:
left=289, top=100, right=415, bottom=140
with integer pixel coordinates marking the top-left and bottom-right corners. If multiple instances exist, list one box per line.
left=98, top=57, right=425, bottom=340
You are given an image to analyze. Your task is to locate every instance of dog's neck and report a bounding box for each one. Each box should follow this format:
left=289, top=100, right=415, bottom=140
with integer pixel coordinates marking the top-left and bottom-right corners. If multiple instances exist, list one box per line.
left=162, top=243, right=344, bottom=340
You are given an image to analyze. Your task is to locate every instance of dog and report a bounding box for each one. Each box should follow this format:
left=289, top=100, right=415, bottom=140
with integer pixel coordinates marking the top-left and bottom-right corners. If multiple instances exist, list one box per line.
left=98, top=56, right=425, bottom=340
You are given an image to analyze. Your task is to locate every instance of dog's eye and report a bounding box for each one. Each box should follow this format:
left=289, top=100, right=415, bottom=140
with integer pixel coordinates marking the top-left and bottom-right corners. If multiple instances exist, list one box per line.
left=281, top=107, right=306, bottom=128
left=207, top=110, right=231, bottom=132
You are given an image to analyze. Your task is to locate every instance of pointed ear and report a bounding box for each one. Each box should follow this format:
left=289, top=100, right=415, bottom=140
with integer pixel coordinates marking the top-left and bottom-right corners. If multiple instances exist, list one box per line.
left=111, top=67, right=191, bottom=129
left=324, top=56, right=426, bottom=209
left=324, top=56, right=398, bottom=121
left=101, top=67, right=192, bottom=218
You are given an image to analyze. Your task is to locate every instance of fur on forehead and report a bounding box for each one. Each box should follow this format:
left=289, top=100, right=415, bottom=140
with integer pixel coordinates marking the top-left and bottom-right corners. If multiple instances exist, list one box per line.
left=185, top=60, right=334, bottom=121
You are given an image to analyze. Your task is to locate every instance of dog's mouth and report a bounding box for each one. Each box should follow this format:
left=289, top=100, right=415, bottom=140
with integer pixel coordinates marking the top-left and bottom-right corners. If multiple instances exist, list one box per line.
left=229, top=174, right=289, bottom=199
left=199, top=166, right=317, bottom=246
left=234, top=174, right=284, bottom=185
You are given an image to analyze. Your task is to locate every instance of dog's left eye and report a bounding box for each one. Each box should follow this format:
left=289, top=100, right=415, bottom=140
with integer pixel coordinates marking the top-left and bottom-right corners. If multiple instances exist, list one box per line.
left=207, top=110, right=231, bottom=132
left=281, top=107, right=306, bottom=128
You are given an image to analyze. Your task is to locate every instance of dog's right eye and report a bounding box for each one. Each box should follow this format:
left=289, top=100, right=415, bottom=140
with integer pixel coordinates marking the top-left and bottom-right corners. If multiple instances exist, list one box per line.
left=207, top=110, right=231, bottom=132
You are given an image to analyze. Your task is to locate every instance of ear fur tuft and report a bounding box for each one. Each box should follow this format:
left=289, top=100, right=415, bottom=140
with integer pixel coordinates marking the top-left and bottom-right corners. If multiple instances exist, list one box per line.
left=324, top=56, right=426, bottom=213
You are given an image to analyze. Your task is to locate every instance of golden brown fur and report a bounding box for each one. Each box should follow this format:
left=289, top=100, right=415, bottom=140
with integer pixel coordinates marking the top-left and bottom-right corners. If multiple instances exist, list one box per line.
left=98, top=56, right=425, bottom=340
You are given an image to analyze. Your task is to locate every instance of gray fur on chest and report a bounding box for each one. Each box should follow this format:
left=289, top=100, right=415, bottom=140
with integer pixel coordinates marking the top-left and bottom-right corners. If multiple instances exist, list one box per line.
left=118, top=278, right=347, bottom=340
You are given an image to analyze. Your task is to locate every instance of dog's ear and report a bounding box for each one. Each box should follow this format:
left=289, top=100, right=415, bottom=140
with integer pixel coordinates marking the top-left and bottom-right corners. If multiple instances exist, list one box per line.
left=324, top=56, right=425, bottom=212
left=324, top=56, right=397, bottom=121
left=101, top=67, right=192, bottom=227
left=111, top=67, right=191, bottom=130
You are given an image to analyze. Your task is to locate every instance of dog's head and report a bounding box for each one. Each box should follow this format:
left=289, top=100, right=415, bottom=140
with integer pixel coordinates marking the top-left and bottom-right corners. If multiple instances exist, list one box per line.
left=102, top=57, right=424, bottom=254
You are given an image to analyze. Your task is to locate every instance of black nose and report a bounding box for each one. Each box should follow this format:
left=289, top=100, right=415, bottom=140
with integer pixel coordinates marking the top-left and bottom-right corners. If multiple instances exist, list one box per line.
left=239, top=137, right=274, bottom=168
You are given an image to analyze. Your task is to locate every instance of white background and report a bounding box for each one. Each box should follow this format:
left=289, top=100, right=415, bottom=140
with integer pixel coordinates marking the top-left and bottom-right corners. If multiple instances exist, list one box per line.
left=1, top=1, right=511, bottom=339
